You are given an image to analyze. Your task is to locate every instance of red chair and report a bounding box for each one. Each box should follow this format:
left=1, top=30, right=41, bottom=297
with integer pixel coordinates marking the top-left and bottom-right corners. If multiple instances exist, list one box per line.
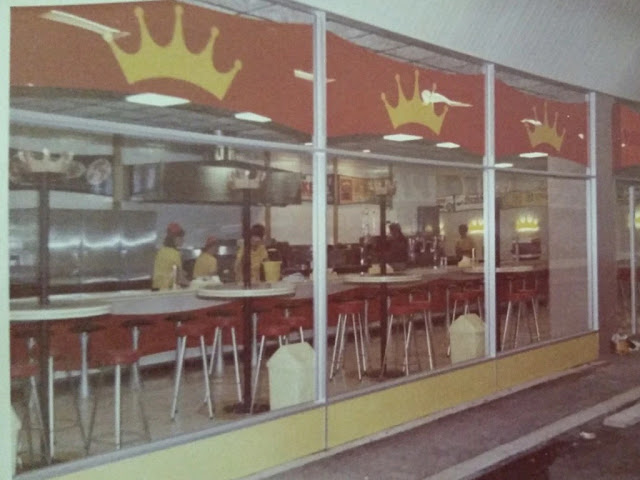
left=207, top=311, right=243, bottom=404
left=11, top=361, right=47, bottom=466
left=170, top=321, right=215, bottom=420
left=251, top=320, right=292, bottom=413
left=329, top=300, right=367, bottom=381
left=87, top=348, right=151, bottom=451
left=501, top=288, right=540, bottom=350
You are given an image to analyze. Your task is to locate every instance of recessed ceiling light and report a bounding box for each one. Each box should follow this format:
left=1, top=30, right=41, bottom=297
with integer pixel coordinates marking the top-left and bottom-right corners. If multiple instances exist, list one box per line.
left=234, top=111, right=272, bottom=123
left=495, top=162, right=513, bottom=168
left=436, top=142, right=460, bottom=149
left=362, top=149, right=371, bottom=153
left=304, top=142, right=313, bottom=146
left=125, top=93, right=190, bottom=107
left=383, top=133, right=422, bottom=142
left=293, top=69, right=336, bottom=83
left=519, top=152, right=548, bottom=159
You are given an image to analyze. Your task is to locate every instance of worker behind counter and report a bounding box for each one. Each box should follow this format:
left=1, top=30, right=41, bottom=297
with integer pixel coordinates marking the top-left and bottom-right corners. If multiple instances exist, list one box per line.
left=152, top=222, right=189, bottom=290
left=385, top=222, right=409, bottom=271
left=193, top=235, right=218, bottom=278
left=455, top=223, right=476, bottom=262
left=234, top=223, right=269, bottom=284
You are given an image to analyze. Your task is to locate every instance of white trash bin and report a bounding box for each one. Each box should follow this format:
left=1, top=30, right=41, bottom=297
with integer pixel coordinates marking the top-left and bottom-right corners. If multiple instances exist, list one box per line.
left=267, top=342, right=315, bottom=410
left=450, top=313, right=485, bottom=363
left=12, top=406, right=22, bottom=475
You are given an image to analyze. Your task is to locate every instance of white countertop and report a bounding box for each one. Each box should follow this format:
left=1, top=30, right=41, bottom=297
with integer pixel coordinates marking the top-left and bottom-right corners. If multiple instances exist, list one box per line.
left=343, top=272, right=423, bottom=284
left=197, top=283, right=296, bottom=299
left=10, top=298, right=112, bottom=321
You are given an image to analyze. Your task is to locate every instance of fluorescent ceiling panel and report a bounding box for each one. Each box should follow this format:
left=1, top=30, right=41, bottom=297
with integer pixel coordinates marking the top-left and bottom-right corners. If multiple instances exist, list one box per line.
left=125, top=93, right=190, bottom=107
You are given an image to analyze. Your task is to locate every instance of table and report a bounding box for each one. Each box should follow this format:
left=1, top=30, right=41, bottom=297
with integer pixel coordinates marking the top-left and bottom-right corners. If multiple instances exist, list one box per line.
left=197, top=283, right=296, bottom=412
left=343, top=273, right=422, bottom=376
left=10, top=298, right=112, bottom=457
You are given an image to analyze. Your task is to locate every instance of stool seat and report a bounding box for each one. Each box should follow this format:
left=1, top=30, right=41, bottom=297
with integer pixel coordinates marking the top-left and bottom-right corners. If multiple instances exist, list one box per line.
left=209, top=314, right=240, bottom=328
left=121, top=318, right=155, bottom=329
left=176, top=322, right=214, bottom=338
left=11, top=361, right=39, bottom=379
left=408, top=300, right=431, bottom=311
left=165, top=313, right=194, bottom=324
left=102, top=349, right=140, bottom=366
left=333, top=300, right=364, bottom=315
left=257, top=322, right=291, bottom=338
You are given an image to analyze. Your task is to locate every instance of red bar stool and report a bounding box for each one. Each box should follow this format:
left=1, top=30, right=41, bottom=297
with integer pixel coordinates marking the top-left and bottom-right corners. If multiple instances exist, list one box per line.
left=450, top=287, right=483, bottom=322
left=87, top=349, right=151, bottom=452
left=11, top=361, right=47, bottom=466
left=67, top=318, right=106, bottom=399
left=206, top=311, right=243, bottom=403
left=275, top=298, right=312, bottom=342
left=501, top=288, right=541, bottom=350
left=352, top=288, right=378, bottom=348
left=46, top=341, right=87, bottom=461
left=381, top=301, right=434, bottom=375
left=407, top=291, right=436, bottom=371
left=250, top=320, right=292, bottom=413
left=120, top=317, right=155, bottom=389
left=329, top=300, right=367, bottom=381
left=170, top=321, right=215, bottom=420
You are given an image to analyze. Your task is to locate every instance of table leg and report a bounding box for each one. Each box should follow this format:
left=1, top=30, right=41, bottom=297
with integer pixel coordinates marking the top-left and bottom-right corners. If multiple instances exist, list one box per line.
left=379, top=283, right=389, bottom=375
left=79, top=332, right=91, bottom=399
left=242, top=297, right=253, bottom=412
left=38, top=321, right=51, bottom=462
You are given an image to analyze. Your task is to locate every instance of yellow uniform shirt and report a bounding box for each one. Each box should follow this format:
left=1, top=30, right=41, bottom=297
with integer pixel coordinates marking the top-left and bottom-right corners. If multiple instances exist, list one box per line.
left=193, top=252, right=218, bottom=278
left=152, top=246, right=182, bottom=290
left=234, top=244, right=269, bottom=283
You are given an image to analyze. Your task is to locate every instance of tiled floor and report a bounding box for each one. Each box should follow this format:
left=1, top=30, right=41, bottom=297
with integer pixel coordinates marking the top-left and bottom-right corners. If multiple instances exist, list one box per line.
left=13, top=303, right=551, bottom=474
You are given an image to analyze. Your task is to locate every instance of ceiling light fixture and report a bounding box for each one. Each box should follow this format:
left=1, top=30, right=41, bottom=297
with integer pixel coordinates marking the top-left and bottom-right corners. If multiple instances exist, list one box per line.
left=293, top=69, right=336, bottom=83
left=495, top=162, right=513, bottom=168
left=435, top=142, right=460, bottom=149
left=125, top=92, right=190, bottom=107
left=383, top=133, right=422, bottom=142
left=519, top=152, right=548, bottom=159
left=234, top=111, right=272, bottom=123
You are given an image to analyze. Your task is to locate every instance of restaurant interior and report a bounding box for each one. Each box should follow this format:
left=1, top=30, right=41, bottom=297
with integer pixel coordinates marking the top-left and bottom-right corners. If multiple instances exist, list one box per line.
left=5, top=1, right=640, bottom=479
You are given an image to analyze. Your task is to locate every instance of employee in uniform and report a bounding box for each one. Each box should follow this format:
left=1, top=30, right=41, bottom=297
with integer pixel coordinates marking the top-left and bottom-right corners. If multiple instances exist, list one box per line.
left=385, top=222, right=409, bottom=270
left=152, top=222, right=187, bottom=290
left=455, top=223, right=475, bottom=262
left=193, top=235, right=218, bottom=278
left=234, top=223, right=269, bottom=283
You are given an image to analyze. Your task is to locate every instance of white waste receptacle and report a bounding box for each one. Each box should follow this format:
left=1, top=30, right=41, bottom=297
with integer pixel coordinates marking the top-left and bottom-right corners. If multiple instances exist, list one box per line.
left=12, top=406, right=22, bottom=474
left=450, top=313, right=485, bottom=363
left=267, top=342, right=315, bottom=410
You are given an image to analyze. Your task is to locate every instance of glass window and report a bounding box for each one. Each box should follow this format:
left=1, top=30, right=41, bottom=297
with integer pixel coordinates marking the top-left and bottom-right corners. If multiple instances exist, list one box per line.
left=495, top=172, right=590, bottom=351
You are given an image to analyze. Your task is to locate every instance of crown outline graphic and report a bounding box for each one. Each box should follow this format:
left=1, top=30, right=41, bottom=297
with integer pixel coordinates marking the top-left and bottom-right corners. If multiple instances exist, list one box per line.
left=103, top=5, right=242, bottom=101
left=515, top=214, right=540, bottom=233
left=381, top=70, right=449, bottom=135
left=523, top=103, right=565, bottom=151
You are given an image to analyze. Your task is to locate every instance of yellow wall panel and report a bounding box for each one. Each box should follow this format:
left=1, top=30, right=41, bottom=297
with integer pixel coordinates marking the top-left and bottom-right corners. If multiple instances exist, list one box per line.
left=327, top=362, right=496, bottom=448
left=496, top=333, right=599, bottom=390
left=45, top=335, right=598, bottom=480
left=50, top=408, right=326, bottom=480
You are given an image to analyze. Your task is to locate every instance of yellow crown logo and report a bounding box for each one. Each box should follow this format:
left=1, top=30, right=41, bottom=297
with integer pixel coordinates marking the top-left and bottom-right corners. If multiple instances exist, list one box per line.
left=381, top=70, right=448, bottom=135
left=523, top=103, right=565, bottom=151
left=515, top=214, right=540, bottom=233
left=103, top=5, right=242, bottom=100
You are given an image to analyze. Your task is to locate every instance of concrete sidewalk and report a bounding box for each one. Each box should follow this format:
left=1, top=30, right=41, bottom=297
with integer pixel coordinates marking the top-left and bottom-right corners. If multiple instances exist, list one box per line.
left=246, top=352, right=640, bottom=480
